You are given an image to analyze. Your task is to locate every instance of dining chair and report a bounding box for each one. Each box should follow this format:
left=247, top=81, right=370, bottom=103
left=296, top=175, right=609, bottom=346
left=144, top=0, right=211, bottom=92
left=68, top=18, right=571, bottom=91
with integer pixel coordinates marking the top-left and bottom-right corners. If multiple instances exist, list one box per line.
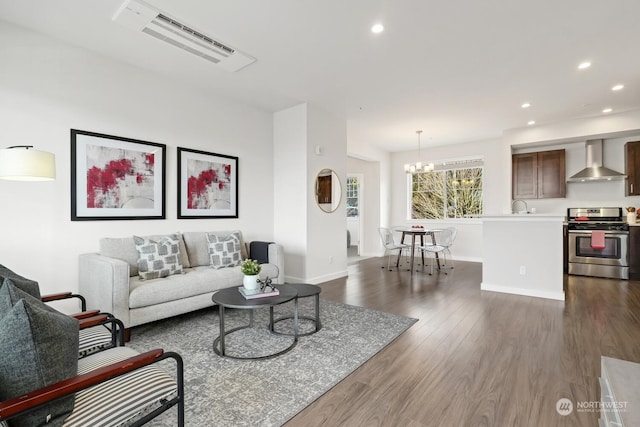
left=378, top=227, right=411, bottom=271
left=440, top=227, right=457, bottom=270
left=418, top=228, right=454, bottom=275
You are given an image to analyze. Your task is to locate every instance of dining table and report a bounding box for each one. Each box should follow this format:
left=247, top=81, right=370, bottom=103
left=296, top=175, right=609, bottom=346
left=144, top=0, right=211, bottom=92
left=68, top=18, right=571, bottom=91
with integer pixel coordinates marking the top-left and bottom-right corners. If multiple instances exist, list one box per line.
left=394, top=227, right=442, bottom=272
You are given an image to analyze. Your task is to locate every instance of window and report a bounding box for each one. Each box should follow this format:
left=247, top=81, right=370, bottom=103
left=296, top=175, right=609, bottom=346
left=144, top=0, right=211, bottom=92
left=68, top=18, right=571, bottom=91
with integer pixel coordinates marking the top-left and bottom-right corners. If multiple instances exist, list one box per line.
left=410, top=160, right=483, bottom=219
left=346, top=176, right=359, bottom=218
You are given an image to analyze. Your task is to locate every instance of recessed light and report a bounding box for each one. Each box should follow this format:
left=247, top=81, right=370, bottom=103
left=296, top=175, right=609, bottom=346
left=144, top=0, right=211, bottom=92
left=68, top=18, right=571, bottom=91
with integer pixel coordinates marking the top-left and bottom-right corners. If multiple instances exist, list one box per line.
left=602, top=108, right=613, bottom=113
left=371, top=23, right=384, bottom=34
left=527, top=120, right=536, bottom=125
left=612, top=84, right=624, bottom=91
left=521, top=102, right=531, bottom=108
left=578, top=61, right=591, bottom=70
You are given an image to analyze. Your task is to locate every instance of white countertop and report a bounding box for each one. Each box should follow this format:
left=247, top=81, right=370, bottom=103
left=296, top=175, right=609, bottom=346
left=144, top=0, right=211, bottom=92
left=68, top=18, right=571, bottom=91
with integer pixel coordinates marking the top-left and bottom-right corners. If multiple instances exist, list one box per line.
left=482, top=214, right=566, bottom=221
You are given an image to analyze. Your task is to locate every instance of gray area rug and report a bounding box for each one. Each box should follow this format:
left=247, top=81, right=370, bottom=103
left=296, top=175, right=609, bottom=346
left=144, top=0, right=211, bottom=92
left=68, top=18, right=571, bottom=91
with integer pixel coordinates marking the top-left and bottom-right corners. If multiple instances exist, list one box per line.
left=128, top=298, right=417, bottom=426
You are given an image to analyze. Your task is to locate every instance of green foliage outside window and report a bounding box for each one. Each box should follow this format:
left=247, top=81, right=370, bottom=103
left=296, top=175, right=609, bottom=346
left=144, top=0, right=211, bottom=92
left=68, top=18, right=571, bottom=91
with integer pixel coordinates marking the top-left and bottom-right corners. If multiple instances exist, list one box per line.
left=411, top=167, right=483, bottom=219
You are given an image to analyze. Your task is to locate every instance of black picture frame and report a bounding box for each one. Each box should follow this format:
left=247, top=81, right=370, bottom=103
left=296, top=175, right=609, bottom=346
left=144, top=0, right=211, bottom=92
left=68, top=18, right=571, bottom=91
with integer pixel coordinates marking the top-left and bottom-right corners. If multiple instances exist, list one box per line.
left=71, top=129, right=166, bottom=221
left=177, top=147, right=238, bottom=219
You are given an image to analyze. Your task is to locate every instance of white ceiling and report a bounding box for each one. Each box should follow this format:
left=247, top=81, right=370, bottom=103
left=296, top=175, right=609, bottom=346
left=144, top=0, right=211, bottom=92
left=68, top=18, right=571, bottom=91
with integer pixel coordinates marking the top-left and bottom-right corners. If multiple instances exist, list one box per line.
left=2, top=0, right=640, bottom=152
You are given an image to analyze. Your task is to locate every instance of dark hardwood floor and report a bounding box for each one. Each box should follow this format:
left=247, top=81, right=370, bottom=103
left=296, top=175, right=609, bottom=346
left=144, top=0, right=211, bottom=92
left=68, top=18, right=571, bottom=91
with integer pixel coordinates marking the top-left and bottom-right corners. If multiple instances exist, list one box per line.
left=284, top=257, right=640, bottom=427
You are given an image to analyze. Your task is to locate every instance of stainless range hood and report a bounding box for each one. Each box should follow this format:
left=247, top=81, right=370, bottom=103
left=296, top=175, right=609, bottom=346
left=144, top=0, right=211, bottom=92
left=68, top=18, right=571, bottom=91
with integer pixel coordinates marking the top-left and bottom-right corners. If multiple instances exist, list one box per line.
left=567, top=139, right=626, bottom=182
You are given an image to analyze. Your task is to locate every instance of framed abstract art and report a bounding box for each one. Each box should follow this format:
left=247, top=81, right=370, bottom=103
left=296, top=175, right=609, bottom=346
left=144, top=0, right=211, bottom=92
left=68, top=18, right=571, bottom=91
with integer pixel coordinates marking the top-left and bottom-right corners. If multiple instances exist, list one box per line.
left=177, top=147, right=238, bottom=219
left=71, top=129, right=166, bottom=220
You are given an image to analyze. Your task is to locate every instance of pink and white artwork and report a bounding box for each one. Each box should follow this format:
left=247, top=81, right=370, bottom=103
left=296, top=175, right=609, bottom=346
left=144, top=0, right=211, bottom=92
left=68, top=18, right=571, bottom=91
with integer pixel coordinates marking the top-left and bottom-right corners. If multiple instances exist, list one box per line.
left=71, top=129, right=166, bottom=221
left=186, top=159, right=231, bottom=210
left=85, top=145, right=155, bottom=209
left=177, top=147, right=238, bottom=218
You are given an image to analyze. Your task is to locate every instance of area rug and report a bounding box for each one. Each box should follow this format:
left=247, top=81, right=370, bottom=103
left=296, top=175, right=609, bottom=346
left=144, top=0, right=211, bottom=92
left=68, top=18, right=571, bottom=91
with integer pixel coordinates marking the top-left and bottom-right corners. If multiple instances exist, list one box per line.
left=127, top=298, right=417, bottom=426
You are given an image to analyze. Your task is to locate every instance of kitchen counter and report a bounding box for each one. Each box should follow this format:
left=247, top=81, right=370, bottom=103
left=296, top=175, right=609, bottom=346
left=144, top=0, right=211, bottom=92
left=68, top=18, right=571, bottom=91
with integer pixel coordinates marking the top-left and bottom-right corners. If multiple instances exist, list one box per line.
left=482, top=215, right=565, bottom=301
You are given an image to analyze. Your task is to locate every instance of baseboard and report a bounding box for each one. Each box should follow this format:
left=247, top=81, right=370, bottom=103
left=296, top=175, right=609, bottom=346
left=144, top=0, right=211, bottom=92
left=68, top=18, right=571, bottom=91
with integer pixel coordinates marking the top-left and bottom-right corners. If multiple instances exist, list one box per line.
left=481, top=282, right=565, bottom=301
left=284, top=270, right=348, bottom=285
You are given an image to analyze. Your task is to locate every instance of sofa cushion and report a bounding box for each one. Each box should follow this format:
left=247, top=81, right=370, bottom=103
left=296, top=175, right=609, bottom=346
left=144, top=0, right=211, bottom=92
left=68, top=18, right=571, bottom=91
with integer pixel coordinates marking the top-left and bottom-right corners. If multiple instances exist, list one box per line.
left=134, top=235, right=184, bottom=280
left=0, top=299, right=79, bottom=427
left=207, top=232, right=242, bottom=269
left=0, top=264, right=40, bottom=299
left=182, top=230, right=248, bottom=267
left=100, top=233, right=190, bottom=276
left=129, top=266, right=243, bottom=308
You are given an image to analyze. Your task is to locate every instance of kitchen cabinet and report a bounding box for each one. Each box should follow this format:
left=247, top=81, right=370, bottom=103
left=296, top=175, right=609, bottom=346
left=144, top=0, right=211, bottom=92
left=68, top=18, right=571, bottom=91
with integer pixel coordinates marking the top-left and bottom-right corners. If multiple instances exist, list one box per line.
left=512, top=149, right=565, bottom=199
left=630, top=226, right=640, bottom=280
left=316, top=174, right=332, bottom=204
left=563, top=224, right=568, bottom=274
left=625, top=140, right=640, bottom=196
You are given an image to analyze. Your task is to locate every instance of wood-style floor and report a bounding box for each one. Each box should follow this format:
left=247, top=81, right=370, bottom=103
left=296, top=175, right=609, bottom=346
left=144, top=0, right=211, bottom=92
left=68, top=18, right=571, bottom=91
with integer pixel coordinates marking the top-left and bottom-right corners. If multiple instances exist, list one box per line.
left=284, top=257, right=640, bottom=427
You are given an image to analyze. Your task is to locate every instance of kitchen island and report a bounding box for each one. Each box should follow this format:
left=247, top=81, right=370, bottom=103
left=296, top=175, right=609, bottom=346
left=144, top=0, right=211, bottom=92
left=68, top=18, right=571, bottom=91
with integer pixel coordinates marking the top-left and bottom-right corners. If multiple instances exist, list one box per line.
left=482, top=214, right=565, bottom=301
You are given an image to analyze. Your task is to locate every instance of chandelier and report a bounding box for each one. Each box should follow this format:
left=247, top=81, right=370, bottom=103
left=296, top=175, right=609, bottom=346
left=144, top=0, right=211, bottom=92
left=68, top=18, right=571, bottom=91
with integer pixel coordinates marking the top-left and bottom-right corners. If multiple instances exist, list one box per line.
left=404, top=130, right=434, bottom=174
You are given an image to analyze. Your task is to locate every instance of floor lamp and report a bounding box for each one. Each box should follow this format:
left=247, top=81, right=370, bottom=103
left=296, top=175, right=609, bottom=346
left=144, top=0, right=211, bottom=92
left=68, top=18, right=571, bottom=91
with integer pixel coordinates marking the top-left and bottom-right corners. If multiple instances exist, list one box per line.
left=0, top=146, right=56, bottom=181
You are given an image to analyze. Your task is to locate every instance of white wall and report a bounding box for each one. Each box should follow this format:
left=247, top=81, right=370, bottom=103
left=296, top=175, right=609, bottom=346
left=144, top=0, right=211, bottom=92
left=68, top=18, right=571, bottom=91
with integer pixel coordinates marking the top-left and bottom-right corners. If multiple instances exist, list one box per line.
left=273, top=104, right=308, bottom=281
left=306, top=104, right=348, bottom=282
left=0, top=21, right=275, bottom=299
left=273, top=103, right=348, bottom=283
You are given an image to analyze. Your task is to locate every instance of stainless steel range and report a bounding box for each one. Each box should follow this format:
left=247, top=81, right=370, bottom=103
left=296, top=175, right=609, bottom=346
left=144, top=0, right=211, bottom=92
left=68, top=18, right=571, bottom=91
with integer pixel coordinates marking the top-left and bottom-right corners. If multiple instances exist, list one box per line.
left=567, top=207, right=629, bottom=280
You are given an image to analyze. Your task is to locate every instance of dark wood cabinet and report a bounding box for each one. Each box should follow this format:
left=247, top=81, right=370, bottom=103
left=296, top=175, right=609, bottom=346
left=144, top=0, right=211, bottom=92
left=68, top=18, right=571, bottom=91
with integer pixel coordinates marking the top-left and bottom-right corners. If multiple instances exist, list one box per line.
left=625, top=141, right=640, bottom=196
left=316, top=174, right=332, bottom=204
left=512, top=149, right=565, bottom=199
left=630, top=226, right=640, bottom=280
left=563, top=224, right=568, bottom=274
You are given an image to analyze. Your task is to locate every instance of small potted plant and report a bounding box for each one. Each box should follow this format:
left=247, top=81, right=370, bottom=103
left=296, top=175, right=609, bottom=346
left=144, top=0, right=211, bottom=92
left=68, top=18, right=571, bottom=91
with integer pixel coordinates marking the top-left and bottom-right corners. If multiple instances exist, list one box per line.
left=241, top=259, right=261, bottom=290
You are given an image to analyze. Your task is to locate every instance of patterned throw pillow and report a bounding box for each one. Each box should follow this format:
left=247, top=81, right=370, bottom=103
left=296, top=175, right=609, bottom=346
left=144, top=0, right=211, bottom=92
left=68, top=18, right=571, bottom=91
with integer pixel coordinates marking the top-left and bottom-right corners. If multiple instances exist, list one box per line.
left=207, top=232, right=242, bottom=269
left=134, top=235, right=184, bottom=280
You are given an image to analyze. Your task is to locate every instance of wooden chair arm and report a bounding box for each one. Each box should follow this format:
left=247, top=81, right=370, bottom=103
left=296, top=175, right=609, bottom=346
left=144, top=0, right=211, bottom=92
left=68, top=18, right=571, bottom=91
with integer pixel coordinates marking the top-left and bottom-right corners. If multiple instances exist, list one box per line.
left=40, top=292, right=72, bottom=302
left=78, top=314, right=109, bottom=329
left=0, top=349, right=165, bottom=420
left=41, top=292, right=87, bottom=311
left=71, top=310, right=101, bottom=320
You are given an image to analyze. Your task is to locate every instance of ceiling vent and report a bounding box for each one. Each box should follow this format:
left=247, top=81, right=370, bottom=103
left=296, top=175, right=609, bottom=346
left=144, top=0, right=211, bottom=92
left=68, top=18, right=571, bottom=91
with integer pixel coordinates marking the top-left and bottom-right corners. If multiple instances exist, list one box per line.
left=112, top=0, right=255, bottom=72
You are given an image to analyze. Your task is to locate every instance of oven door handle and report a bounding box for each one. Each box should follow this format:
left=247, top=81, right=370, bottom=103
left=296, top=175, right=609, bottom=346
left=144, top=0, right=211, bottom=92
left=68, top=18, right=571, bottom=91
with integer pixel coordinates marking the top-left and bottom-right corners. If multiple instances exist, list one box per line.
left=568, top=230, right=629, bottom=235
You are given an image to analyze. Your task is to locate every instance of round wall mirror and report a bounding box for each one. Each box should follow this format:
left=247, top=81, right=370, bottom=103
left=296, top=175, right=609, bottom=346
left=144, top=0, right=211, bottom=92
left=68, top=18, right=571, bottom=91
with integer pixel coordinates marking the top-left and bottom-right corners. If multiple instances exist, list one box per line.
left=315, top=168, right=342, bottom=213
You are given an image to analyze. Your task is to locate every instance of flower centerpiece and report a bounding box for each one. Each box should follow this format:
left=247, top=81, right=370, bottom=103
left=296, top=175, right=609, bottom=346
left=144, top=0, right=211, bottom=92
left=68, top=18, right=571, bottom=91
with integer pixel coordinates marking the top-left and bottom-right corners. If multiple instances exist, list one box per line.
left=241, top=259, right=261, bottom=290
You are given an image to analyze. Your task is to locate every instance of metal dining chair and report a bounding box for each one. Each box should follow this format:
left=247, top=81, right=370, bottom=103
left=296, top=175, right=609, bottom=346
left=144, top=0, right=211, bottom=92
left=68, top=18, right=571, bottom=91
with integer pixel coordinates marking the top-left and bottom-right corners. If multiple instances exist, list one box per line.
left=378, top=227, right=411, bottom=271
left=418, top=228, right=454, bottom=275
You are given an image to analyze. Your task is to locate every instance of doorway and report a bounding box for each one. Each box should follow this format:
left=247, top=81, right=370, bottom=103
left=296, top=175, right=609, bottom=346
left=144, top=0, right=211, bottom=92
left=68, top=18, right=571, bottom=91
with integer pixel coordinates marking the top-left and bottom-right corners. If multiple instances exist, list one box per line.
left=347, top=174, right=366, bottom=264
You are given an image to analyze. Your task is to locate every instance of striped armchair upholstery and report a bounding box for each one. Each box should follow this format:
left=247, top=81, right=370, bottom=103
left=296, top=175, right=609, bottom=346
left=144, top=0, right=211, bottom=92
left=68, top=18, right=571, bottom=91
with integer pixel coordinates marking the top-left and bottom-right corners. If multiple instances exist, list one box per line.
left=0, top=347, right=184, bottom=427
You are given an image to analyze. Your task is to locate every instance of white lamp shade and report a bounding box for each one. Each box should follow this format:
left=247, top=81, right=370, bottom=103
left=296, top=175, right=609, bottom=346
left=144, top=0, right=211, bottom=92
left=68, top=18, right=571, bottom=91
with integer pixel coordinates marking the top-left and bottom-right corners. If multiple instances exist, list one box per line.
left=0, top=147, right=56, bottom=181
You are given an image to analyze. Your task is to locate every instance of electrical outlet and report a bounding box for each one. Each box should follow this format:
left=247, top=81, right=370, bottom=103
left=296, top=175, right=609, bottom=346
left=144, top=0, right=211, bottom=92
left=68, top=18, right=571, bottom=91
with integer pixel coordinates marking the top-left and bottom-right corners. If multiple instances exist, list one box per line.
left=329, top=256, right=333, bottom=264
left=519, top=266, right=526, bottom=275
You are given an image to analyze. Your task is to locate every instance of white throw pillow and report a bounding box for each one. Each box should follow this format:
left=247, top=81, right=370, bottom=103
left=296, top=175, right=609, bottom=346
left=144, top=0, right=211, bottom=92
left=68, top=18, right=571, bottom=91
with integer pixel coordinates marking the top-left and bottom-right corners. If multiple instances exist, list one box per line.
left=207, top=232, right=242, bottom=269
left=134, top=234, right=184, bottom=280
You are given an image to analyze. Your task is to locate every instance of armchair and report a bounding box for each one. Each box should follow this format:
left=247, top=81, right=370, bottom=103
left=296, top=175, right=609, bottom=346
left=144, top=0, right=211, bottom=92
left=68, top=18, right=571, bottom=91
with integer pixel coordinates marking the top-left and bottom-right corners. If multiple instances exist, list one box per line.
left=41, top=290, right=125, bottom=357
left=0, top=347, right=184, bottom=426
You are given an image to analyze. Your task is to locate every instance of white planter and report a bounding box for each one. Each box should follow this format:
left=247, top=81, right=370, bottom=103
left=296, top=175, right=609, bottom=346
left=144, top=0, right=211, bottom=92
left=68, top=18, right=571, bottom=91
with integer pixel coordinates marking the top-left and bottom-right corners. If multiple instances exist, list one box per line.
left=243, top=274, right=259, bottom=290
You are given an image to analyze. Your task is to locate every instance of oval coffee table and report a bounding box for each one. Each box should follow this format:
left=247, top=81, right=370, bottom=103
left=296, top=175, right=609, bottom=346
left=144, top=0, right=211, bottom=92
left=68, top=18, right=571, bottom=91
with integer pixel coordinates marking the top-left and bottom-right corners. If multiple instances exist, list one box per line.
left=271, top=283, right=321, bottom=337
left=211, top=284, right=298, bottom=360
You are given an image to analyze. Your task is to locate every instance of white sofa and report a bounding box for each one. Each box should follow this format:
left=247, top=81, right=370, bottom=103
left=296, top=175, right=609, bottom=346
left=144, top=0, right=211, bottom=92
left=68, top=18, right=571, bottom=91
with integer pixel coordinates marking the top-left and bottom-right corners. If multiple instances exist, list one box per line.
left=78, top=231, right=284, bottom=334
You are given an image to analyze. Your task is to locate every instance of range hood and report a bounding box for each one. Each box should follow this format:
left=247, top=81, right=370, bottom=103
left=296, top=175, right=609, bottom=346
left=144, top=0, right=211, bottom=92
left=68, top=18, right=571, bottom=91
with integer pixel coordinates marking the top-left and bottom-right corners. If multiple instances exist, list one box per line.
left=567, top=140, right=626, bottom=182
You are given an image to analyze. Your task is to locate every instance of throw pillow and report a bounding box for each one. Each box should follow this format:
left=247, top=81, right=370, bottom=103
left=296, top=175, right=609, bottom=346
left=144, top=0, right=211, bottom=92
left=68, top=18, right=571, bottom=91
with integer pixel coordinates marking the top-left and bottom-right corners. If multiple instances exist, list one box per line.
left=134, top=234, right=184, bottom=280
left=0, top=264, right=40, bottom=299
left=0, top=299, right=79, bottom=427
left=0, top=278, right=55, bottom=319
left=207, top=232, right=242, bottom=269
